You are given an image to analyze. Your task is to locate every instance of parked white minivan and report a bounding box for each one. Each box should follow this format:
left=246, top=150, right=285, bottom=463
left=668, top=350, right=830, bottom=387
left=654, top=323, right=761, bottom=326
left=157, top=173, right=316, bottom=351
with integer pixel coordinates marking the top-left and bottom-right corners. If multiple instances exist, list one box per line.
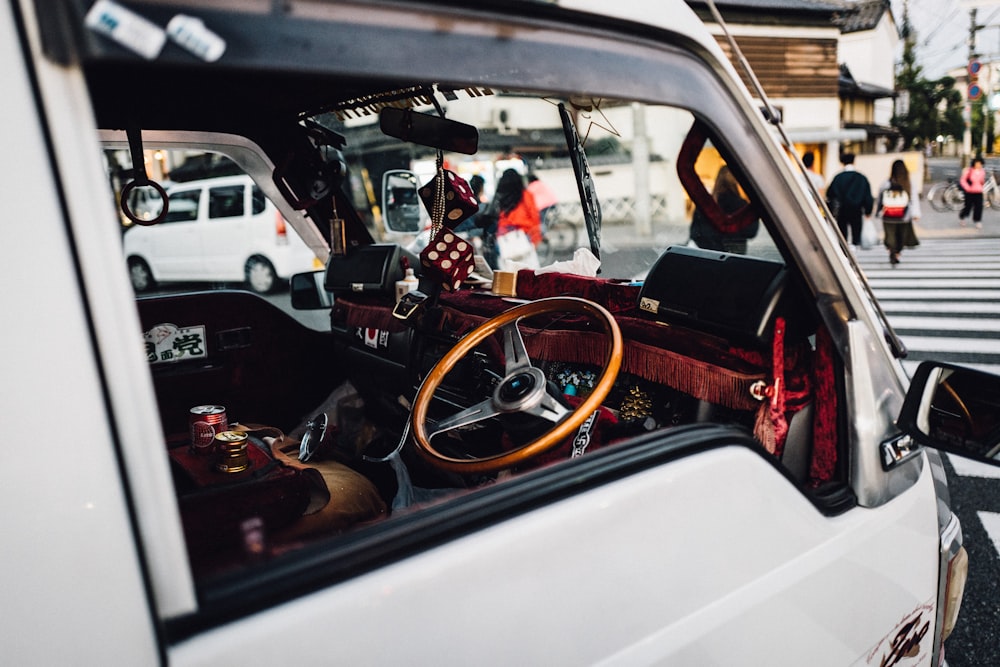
left=123, top=174, right=321, bottom=293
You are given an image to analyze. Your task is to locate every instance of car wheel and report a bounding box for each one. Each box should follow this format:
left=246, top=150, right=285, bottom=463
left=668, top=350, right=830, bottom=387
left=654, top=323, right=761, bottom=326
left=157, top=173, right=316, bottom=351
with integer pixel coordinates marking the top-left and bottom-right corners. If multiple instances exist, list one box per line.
left=245, top=256, right=277, bottom=294
left=128, top=257, right=155, bottom=292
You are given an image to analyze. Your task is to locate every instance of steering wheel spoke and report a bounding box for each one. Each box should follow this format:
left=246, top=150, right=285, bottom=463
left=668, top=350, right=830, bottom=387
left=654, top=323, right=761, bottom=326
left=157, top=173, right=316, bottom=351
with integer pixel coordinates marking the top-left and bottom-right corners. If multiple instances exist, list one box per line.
left=427, top=398, right=500, bottom=440
left=502, top=321, right=532, bottom=374
left=523, top=391, right=571, bottom=424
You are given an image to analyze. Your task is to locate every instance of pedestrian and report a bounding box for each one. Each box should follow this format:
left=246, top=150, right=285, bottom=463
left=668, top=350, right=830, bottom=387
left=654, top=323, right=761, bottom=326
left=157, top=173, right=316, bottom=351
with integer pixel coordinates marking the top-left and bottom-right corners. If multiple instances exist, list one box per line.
left=493, top=168, right=541, bottom=269
left=526, top=173, right=558, bottom=232
left=689, top=165, right=758, bottom=254
left=826, top=152, right=874, bottom=250
left=877, top=159, right=920, bottom=265
left=802, top=151, right=825, bottom=197
left=959, top=156, right=986, bottom=230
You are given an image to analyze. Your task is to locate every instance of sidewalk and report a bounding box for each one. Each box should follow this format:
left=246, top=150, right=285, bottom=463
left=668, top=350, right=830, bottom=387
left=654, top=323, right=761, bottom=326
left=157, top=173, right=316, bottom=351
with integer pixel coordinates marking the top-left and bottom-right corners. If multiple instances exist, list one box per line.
left=599, top=186, right=1000, bottom=248
left=908, top=188, right=1000, bottom=240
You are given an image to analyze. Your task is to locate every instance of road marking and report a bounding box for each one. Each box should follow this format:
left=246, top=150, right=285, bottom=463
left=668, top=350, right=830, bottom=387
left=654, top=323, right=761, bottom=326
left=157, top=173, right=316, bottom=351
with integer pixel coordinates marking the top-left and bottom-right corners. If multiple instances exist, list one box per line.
left=977, top=512, right=1000, bottom=558
left=948, top=456, right=1000, bottom=479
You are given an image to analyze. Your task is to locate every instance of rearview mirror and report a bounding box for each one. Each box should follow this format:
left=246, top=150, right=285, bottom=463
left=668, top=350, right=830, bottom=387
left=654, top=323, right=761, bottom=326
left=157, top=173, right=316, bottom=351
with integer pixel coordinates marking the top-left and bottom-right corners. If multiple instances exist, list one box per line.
left=379, top=107, right=479, bottom=155
left=897, top=361, right=1000, bottom=464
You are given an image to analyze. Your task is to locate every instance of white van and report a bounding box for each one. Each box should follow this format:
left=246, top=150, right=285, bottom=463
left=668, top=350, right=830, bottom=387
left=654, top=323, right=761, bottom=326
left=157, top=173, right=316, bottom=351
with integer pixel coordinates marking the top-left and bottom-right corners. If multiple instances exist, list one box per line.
left=123, top=174, right=321, bottom=293
left=5, top=0, right=994, bottom=665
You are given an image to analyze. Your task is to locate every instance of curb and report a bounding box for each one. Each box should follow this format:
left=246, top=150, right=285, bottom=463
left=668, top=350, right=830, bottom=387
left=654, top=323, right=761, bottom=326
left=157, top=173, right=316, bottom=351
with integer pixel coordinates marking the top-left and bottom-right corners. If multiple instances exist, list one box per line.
left=912, top=223, right=1000, bottom=240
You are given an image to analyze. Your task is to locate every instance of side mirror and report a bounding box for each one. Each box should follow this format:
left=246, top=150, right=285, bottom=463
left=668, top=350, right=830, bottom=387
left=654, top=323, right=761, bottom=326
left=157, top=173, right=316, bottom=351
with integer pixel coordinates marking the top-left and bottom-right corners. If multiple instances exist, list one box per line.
left=290, top=271, right=332, bottom=310
left=382, top=170, right=425, bottom=233
left=897, top=361, right=1000, bottom=465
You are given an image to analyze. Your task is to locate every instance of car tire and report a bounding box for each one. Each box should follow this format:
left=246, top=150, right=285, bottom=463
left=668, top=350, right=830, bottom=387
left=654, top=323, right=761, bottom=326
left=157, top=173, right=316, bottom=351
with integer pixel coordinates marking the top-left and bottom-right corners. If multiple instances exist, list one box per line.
left=245, top=256, right=277, bottom=294
left=128, top=257, right=155, bottom=292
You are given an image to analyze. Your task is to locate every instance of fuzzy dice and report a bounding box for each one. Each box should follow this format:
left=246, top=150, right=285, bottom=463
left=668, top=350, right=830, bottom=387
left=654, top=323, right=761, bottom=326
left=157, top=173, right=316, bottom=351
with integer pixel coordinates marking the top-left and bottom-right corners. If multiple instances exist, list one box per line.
left=419, top=231, right=475, bottom=291
left=419, top=170, right=480, bottom=229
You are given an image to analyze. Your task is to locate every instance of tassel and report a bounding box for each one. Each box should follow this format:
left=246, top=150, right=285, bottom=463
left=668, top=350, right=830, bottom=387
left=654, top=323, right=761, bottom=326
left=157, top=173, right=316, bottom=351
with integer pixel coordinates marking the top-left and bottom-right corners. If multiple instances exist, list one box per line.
left=768, top=317, right=789, bottom=458
left=754, top=402, right=776, bottom=453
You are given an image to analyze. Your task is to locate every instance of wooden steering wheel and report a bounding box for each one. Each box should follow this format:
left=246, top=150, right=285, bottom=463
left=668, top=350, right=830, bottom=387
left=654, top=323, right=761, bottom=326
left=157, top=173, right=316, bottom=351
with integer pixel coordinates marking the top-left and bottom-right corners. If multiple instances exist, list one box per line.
left=411, top=297, right=623, bottom=474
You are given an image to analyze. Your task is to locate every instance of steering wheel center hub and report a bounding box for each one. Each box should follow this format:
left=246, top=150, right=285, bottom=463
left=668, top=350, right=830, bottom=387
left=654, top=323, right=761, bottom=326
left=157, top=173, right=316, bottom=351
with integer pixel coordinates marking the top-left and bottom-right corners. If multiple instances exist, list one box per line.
left=494, top=367, right=548, bottom=412
left=499, top=371, right=536, bottom=401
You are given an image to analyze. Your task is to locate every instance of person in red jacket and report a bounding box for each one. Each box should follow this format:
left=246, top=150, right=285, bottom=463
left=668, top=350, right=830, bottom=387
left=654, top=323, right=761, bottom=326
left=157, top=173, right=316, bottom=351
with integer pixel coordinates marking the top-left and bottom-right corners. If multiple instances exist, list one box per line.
left=959, top=156, right=986, bottom=229
left=495, top=168, right=542, bottom=245
left=527, top=173, right=558, bottom=232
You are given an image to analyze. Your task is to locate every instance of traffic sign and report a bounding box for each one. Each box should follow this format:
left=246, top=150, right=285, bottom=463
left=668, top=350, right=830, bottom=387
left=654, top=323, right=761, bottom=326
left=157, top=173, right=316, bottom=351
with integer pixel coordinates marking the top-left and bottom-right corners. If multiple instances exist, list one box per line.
left=969, top=83, right=983, bottom=100
left=970, top=59, right=983, bottom=77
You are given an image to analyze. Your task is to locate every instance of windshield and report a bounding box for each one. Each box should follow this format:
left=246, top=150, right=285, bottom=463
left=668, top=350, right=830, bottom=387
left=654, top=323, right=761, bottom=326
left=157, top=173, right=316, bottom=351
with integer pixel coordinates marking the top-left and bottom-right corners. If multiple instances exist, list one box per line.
left=111, top=93, right=780, bottom=303
left=319, top=94, right=779, bottom=278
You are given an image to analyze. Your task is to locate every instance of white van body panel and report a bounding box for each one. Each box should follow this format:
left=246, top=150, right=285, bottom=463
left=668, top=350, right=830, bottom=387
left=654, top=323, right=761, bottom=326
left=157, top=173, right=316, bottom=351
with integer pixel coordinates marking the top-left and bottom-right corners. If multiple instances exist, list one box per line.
left=0, top=0, right=166, bottom=662
left=1, top=0, right=967, bottom=664
left=173, top=447, right=940, bottom=665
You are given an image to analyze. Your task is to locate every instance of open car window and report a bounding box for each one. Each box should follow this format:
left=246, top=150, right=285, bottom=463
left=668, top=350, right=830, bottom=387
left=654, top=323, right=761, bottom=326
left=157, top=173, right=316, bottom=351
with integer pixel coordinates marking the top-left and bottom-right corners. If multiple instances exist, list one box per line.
left=104, top=89, right=833, bottom=597
left=80, top=5, right=845, bottom=633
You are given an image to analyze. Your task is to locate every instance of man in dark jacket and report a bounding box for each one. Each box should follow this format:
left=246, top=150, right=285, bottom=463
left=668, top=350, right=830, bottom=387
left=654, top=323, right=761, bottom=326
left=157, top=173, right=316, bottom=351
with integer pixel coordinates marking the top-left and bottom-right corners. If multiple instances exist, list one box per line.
left=826, top=152, right=874, bottom=249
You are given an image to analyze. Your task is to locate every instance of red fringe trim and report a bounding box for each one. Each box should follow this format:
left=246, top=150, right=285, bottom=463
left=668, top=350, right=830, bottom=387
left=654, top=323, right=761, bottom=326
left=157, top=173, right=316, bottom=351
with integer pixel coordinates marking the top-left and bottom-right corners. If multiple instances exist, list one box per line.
left=332, top=297, right=407, bottom=333
left=808, top=325, right=838, bottom=485
left=623, top=339, right=763, bottom=411
left=438, top=312, right=767, bottom=413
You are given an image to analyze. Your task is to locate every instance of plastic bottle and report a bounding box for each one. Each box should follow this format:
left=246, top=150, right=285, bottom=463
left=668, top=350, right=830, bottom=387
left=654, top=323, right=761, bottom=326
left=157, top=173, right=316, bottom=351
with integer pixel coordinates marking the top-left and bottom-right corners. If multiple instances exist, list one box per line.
left=395, top=268, right=419, bottom=303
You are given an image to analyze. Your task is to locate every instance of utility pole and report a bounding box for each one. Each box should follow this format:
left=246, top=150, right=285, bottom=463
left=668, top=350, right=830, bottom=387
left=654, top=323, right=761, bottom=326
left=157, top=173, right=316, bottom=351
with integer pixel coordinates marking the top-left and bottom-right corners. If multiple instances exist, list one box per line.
left=964, top=8, right=978, bottom=163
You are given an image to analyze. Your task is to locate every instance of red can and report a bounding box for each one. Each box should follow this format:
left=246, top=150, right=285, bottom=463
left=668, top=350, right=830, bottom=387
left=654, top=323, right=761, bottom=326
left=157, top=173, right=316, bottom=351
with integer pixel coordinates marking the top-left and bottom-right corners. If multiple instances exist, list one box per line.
left=189, top=404, right=228, bottom=454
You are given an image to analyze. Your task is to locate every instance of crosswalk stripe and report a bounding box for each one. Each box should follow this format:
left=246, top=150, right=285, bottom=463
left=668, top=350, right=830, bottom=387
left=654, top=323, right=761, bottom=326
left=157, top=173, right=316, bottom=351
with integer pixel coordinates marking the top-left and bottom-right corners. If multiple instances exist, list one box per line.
left=857, top=238, right=1000, bottom=381
left=977, top=512, right=1000, bottom=560
left=867, top=289, right=1000, bottom=300
left=895, top=335, right=1000, bottom=354
left=887, top=315, right=1000, bottom=332
left=878, top=301, right=1000, bottom=315
left=869, top=272, right=1000, bottom=280
left=949, top=457, right=1000, bottom=479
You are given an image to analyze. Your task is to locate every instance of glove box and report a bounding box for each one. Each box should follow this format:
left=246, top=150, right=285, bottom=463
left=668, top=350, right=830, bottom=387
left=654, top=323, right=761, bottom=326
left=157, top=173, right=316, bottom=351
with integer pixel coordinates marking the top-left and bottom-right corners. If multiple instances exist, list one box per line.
left=638, top=245, right=786, bottom=345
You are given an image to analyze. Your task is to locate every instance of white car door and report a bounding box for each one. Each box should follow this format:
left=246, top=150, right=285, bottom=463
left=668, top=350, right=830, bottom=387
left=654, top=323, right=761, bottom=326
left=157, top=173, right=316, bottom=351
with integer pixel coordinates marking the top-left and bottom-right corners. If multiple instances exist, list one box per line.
left=198, top=181, right=249, bottom=282
left=169, top=433, right=941, bottom=666
left=150, top=187, right=205, bottom=282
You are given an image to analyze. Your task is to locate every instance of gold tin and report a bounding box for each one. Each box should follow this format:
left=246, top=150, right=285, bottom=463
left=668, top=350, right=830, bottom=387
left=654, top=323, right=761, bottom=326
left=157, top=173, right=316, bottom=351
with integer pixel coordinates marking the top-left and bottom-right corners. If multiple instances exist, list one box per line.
left=214, top=430, right=251, bottom=473
left=491, top=270, right=517, bottom=297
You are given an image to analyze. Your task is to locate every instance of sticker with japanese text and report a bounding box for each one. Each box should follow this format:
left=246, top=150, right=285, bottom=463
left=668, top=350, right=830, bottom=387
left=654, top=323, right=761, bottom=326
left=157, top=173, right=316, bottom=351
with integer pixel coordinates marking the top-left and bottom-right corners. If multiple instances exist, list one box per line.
left=144, top=323, right=207, bottom=364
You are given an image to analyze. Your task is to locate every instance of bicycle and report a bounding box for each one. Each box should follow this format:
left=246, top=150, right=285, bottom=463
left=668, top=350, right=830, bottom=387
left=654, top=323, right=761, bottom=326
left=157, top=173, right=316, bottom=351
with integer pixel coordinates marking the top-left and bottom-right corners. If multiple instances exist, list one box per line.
left=535, top=215, right=579, bottom=265
left=935, top=170, right=1000, bottom=211
left=927, top=176, right=959, bottom=212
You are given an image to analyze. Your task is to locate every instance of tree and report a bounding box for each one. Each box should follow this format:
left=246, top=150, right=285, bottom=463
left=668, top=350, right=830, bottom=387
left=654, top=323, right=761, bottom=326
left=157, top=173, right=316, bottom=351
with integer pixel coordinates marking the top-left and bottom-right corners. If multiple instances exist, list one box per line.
left=891, top=8, right=964, bottom=149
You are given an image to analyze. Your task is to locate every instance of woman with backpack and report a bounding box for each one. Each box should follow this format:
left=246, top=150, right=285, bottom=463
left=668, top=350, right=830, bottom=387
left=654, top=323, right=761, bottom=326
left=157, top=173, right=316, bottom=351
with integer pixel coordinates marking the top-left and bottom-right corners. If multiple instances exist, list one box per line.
left=878, top=159, right=920, bottom=265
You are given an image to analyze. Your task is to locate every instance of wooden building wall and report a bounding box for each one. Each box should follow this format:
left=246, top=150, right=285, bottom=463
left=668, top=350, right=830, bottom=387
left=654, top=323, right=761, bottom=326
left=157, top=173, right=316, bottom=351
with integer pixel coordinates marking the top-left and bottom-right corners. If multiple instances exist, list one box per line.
left=715, top=36, right=839, bottom=98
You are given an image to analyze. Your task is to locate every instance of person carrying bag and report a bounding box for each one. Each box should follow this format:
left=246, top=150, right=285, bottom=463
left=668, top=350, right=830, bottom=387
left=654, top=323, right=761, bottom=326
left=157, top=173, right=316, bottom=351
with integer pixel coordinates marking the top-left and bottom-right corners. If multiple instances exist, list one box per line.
left=877, top=159, right=920, bottom=265
left=493, top=168, right=541, bottom=269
